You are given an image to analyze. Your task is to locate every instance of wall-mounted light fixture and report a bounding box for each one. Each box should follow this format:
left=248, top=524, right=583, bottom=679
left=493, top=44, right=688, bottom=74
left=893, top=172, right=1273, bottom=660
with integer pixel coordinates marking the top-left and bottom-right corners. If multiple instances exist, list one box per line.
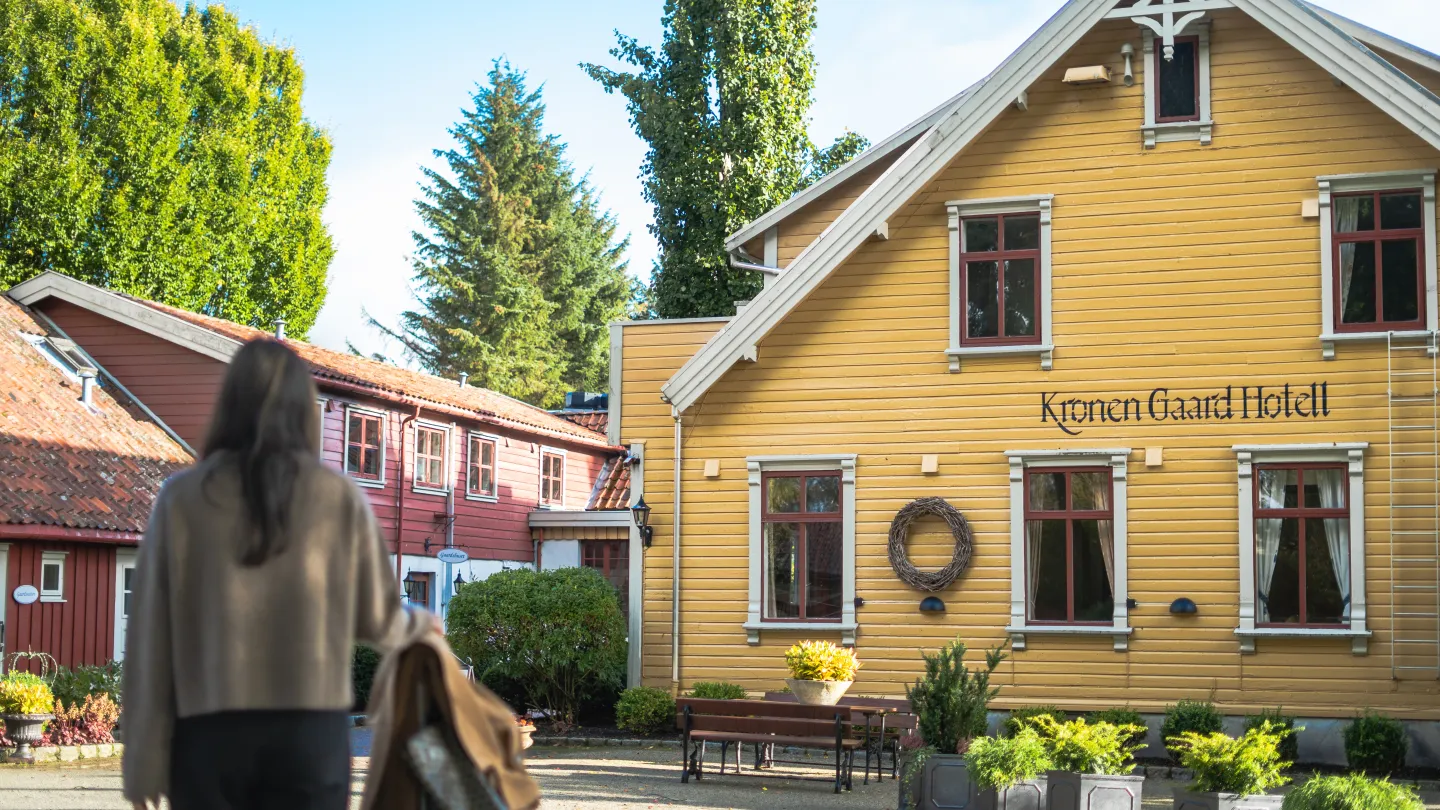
left=631, top=496, right=654, bottom=548
left=454, top=571, right=466, bottom=594
left=1170, top=597, right=1198, bottom=615
left=920, top=596, right=946, bottom=614
left=1120, top=43, right=1135, bottom=87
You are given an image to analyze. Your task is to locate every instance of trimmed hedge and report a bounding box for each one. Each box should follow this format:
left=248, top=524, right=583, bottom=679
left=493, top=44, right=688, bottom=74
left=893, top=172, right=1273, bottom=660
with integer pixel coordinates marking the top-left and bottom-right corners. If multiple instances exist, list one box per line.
left=1162, top=700, right=1223, bottom=762
left=687, top=681, right=747, bottom=700
left=616, top=687, right=675, bottom=734
left=352, top=645, right=381, bottom=712
left=1345, top=711, right=1407, bottom=776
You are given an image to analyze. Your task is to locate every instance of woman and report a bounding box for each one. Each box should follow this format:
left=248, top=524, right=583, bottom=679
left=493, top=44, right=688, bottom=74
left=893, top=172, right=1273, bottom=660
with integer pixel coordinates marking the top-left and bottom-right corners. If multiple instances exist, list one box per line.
left=123, top=339, right=418, bottom=810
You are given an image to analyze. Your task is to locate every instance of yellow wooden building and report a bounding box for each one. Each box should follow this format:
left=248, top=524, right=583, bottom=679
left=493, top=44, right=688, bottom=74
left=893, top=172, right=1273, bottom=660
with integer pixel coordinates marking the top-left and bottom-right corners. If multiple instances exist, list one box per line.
left=606, top=0, right=1440, bottom=755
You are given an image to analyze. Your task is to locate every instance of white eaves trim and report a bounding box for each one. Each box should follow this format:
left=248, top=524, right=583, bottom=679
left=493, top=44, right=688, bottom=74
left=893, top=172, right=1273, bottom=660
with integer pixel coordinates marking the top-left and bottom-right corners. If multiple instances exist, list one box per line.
left=1304, top=2, right=1440, bottom=79
left=527, top=509, right=632, bottom=529
left=723, top=81, right=984, bottom=253
left=663, top=0, right=1440, bottom=414
left=7, top=271, right=243, bottom=363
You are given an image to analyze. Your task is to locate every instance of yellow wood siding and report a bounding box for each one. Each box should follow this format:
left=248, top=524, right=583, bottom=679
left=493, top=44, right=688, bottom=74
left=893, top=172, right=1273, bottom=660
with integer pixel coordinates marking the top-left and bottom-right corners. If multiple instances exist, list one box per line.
left=774, top=151, right=905, bottom=267
left=625, top=11, right=1440, bottom=719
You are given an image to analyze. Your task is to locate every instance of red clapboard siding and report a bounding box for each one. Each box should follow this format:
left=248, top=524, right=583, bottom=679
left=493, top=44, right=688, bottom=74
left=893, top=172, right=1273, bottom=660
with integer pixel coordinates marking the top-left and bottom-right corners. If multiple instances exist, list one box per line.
left=5, top=540, right=117, bottom=671
left=37, top=299, right=227, bottom=449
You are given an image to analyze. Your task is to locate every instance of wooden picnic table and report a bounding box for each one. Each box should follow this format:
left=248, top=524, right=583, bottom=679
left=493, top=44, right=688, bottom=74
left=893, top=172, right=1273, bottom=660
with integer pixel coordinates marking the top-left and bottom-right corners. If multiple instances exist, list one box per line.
left=762, top=692, right=916, bottom=784
left=675, top=697, right=860, bottom=793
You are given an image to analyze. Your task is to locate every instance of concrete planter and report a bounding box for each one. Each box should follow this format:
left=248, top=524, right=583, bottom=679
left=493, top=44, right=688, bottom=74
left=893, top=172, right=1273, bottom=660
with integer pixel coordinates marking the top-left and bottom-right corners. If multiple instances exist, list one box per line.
left=900, top=754, right=1047, bottom=810
left=1172, top=790, right=1283, bottom=810
left=1045, top=771, right=1144, bottom=810
left=2, top=713, right=52, bottom=764
left=784, top=678, right=852, bottom=706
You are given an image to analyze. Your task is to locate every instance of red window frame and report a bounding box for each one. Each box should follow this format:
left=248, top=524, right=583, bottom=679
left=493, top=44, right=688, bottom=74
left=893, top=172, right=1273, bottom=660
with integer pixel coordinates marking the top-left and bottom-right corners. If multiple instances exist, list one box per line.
left=540, top=451, right=565, bottom=506
left=958, top=213, right=1042, bottom=347
left=414, top=425, right=448, bottom=489
left=761, top=470, right=843, bottom=623
left=1331, top=188, right=1426, bottom=333
left=1254, top=463, right=1350, bottom=629
left=1023, top=466, right=1114, bottom=625
left=1154, top=35, right=1201, bottom=124
left=345, top=410, right=383, bottom=482
left=582, top=540, right=629, bottom=617
left=467, top=435, right=497, bottom=498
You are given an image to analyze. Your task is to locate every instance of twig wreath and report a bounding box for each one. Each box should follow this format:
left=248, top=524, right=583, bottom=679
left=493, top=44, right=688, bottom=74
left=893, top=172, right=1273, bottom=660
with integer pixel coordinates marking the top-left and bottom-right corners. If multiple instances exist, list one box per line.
left=887, top=497, right=974, bottom=591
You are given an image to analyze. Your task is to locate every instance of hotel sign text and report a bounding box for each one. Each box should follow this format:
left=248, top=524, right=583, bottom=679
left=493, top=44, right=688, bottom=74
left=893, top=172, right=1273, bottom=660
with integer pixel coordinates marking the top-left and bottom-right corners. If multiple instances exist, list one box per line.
left=1041, top=383, right=1331, bottom=436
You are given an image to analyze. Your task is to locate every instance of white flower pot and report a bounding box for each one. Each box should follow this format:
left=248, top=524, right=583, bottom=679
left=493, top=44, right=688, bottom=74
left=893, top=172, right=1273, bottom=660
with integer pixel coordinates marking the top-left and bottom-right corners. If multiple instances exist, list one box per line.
left=784, top=678, right=852, bottom=706
left=1172, top=789, right=1283, bottom=810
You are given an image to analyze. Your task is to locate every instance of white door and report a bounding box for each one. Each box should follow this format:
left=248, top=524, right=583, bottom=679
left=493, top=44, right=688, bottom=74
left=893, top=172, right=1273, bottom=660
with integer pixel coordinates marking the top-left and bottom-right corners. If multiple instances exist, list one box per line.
left=113, top=550, right=136, bottom=661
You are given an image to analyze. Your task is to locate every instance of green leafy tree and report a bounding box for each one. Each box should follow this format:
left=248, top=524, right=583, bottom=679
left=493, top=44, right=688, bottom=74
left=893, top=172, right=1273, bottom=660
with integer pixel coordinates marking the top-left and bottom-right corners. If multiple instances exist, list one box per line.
left=584, top=0, right=868, bottom=319
left=382, top=62, right=629, bottom=407
left=0, top=0, right=333, bottom=336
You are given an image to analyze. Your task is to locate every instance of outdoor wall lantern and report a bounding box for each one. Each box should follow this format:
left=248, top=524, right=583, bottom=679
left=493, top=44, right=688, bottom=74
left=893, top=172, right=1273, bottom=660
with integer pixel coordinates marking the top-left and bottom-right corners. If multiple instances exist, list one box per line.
left=631, top=496, right=654, bottom=548
left=454, top=571, right=465, bottom=593
left=919, top=596, right=946, bottom=614
left=1169, top=597, right=1198, bottom=615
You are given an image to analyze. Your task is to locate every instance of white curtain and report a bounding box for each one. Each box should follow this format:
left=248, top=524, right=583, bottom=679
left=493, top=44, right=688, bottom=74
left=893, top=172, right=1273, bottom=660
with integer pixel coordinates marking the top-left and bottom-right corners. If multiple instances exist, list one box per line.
left=1336, top=197, right=1362, bottom=316
left=764, top=527, right=780, bottom=619
left=1316, top=469, right=1352, bottom=620
left=1026, top=520, right=1044, bottom=617
left=1255, top=470, right=1289, bottom=623
left=1089, top=476, right=1115, bottom=594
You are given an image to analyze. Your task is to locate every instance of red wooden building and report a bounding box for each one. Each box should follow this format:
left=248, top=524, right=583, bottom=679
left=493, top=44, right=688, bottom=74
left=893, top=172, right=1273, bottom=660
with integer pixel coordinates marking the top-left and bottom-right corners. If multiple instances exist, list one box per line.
left=3, top=271, right=633, bottom=671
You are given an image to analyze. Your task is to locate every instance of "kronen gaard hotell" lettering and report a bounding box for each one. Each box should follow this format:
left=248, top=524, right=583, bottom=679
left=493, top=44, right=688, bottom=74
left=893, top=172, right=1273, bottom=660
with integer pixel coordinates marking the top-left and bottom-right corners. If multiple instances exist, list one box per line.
left=1041, top=383, right=1331, bottom=436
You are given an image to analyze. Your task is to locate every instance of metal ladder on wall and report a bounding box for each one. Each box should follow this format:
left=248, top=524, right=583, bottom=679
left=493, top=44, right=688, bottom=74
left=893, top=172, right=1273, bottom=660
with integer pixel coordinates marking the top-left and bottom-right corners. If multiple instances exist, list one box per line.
left=1387, top=331, right=1440, bottom=680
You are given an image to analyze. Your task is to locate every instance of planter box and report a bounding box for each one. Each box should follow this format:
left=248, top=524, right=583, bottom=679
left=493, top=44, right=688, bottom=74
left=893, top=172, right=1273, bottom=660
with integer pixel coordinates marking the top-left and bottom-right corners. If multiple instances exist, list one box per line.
left=900, top=754, right=1047, bottom=810
left=1045, top=771, right=1143, bottom=810
left=1172, top=790, right=1283, bottom=810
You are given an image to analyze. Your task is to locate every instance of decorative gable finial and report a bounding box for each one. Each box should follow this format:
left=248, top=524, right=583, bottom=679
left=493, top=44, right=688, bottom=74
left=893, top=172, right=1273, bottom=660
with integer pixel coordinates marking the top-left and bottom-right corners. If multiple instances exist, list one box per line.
left=1110, top=0, right=1228, bottom=61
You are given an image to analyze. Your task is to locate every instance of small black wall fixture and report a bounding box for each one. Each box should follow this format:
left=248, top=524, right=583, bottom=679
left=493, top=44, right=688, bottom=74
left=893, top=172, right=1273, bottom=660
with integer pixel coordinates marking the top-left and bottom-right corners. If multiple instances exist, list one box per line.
left=919, top=596, right=946, bottom=614
left=1170, top=597, right=1198, bottom=615
left=630, top=496, right=654, bottom=548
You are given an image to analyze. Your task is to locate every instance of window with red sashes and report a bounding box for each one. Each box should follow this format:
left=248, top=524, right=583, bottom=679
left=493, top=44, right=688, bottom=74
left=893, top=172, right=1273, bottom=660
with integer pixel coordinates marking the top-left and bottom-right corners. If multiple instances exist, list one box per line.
left=762, top=471, right=842, bottom=621
left=1254, top=464, right=1350, bottom=627
left=1156, top=36, right=1200, bottom=123
left=345, top=410, right=384, bottom=482
left=540, top=450, right=565, bottom=506
left=1333, top=189, right=1426, bottom=332
left=582, top=540, right=629, bottom=618
left=414, top=425, right=449, bottom=490
left=1024, top=467, right=1115, bottom=624
left=959, top=212, right=1041, bottom=346
left=467, top=434, right=497, bottom=498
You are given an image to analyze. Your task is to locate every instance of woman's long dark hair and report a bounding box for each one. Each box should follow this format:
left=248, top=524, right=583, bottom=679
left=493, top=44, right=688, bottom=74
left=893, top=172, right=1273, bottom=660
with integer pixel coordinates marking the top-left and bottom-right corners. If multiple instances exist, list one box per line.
left=201, top=339, right=322, bottom=565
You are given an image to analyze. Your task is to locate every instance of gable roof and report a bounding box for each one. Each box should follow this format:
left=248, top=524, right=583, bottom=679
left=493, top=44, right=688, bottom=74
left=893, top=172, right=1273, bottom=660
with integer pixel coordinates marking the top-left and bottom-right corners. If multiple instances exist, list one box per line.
left=0, top=296, right=192, bottom=534
left=7, top=272, right=616, bottom=450
left=1304, top=2, right=1440, bottom=78
left=663, top=0, right=1440, bottom=413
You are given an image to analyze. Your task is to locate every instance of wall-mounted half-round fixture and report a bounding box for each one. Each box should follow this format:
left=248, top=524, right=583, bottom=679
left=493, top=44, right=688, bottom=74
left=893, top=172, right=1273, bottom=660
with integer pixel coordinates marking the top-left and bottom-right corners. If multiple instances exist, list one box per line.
left=1169, top=597, right=1198, bottom=615
left=919, top=596, right=946, bottom=614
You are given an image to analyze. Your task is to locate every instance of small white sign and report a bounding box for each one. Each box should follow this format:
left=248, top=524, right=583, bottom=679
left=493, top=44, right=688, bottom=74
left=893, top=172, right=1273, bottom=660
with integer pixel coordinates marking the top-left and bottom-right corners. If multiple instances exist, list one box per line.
left=13, top=585, right=38, bottom=605
left=436, top=548, right=469, bottom=565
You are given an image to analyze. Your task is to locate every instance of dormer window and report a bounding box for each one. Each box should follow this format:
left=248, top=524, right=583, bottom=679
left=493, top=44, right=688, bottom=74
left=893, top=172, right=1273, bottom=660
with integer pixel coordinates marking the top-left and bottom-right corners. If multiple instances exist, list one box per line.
left=1156, top=36, right=1199, bottom=123
left=1141, top=26, right=1212, bottom=148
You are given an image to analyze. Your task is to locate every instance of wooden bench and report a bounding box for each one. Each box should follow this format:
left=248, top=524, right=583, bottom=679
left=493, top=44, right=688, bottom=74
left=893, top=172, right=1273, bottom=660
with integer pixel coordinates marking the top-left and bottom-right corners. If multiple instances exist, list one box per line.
left=762, top=692, right=917, bottom=783
left=676, top=697, right=860, bottom=793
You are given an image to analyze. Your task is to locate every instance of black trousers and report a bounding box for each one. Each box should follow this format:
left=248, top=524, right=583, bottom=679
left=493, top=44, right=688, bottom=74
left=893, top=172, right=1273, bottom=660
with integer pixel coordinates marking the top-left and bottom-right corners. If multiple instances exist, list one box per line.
left=170, top=709, right=352, bottom=810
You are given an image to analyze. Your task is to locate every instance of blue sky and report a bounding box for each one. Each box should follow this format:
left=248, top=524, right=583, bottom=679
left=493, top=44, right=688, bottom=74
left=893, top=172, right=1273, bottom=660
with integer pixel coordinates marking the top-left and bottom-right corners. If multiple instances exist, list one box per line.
left=208, top=0, right=1440, bottom=358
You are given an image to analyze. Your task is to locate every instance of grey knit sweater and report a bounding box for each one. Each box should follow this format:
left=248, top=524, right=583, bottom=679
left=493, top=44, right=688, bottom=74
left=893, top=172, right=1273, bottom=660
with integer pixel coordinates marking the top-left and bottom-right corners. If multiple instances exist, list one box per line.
left=121, top=456, right=413, bottom=803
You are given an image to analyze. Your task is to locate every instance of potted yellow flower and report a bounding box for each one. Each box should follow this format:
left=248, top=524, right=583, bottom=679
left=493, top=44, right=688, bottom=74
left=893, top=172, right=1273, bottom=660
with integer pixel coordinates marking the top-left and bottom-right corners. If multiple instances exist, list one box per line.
left=783, top=640, right=859, bottom=706
left=0, top=672, right=55, bottom=764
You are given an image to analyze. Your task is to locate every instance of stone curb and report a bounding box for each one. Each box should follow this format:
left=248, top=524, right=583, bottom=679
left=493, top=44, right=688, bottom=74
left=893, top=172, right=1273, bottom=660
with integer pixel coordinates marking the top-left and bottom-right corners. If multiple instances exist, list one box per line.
left=0, top=742, right=124, bottom=763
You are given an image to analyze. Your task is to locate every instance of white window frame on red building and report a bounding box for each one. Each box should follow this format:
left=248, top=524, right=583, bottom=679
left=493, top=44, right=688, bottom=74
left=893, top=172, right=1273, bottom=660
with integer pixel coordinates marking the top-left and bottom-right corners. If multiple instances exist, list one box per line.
left=467, top=431, right=500, bottom=502
left=412, top=421, right=453, bottom=496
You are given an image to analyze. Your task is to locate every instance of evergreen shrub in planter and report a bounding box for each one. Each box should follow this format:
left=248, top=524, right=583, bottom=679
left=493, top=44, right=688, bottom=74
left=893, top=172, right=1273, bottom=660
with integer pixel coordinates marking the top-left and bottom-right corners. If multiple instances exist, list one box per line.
left=0, top=672, right=55, bottom=764
left=1280, top=774, right=1423, bottom=810
left=1244, top=709, right=1299, bottom=766
left=1033, top=716, right=1147, bottom=810
left=1163, top=700, right=1224, bottom=762
left=1343, top=711, right=1406, bottom=776
left=1170, top=722, right=1293, bottom=810
left=1003, top=705, right=1067, bottom=737
left=900, top=640, right=1006, bottom=810
left=1086, top=707, right=1149, bottom=753
left=963, top=729, right=1051, bottom=810
left=783, top=640, right=859, bottom=705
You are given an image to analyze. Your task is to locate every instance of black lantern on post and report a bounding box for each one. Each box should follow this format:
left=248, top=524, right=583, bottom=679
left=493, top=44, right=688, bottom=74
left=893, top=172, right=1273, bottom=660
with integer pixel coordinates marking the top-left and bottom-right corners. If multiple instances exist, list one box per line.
left=631, top=496, right=654, bottom=548
left=454, top=571, right=465, bottom=595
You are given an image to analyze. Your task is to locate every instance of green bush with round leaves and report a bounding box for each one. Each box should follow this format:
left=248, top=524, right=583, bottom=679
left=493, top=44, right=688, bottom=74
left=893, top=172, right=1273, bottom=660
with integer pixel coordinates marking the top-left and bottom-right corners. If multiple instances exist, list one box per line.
left=615, top=687, right=676, bottom=735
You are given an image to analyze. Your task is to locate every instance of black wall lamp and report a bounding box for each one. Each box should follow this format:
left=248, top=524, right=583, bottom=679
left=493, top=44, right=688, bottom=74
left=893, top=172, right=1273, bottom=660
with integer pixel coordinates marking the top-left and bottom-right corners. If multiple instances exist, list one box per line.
left=631, top=496, right=654, bottom=548
left=919, top=596, right=946, bottom=614
left=1170, top=597, right=1198, bottom=615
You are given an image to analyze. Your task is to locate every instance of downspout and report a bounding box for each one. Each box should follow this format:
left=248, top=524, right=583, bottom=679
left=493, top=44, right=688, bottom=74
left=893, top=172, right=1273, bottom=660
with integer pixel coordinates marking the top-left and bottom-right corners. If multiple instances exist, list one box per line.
left=396, top=405, right=419, bottom=584
left=671, top=408, right=683, bottom=688
left=727, top=255, right=781, bottom=277
left=534, top=529, right=543, bottom=572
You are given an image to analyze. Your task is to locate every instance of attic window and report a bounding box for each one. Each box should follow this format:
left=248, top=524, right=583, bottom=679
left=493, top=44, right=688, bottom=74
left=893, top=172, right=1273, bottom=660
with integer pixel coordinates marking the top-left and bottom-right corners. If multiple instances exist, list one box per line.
left=22, top=335, right=98, bottom=381
left=1156, top=37, right=1199, bottom=122
left=1141, top=26, right=1212, bottom=148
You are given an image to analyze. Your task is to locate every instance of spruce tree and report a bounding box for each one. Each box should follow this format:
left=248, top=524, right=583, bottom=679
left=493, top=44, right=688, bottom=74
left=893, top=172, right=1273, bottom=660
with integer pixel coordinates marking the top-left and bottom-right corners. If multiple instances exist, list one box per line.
left=584, top=0, right=869, bottom=319
left=383, top=62, right=629, bottom=408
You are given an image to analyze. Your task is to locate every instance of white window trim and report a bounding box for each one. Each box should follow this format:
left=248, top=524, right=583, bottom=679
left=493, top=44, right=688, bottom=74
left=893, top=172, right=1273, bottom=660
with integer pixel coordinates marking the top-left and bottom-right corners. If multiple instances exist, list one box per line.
left=411, top=421, right=453, bottom=496
left=1317, top=170, right=1438, bottom=359
left=1233, top=442, right=1370, bottom=655
left=539, top=447, right=567, bottom=509
left=1005, top=449, right=1132, bottom=652
left=113, top=549, right=136, bottom=661
left=743, top=454, right=858, bottom=645
left=465, top=431, right=500, bottom=502
left=40, top=551, right=67, bottom=602
left=1141, top=24, right=1212, bottom=149
left=946, top=195, right=1055, bottom=372
left=342, top=405, right=387, bottom=488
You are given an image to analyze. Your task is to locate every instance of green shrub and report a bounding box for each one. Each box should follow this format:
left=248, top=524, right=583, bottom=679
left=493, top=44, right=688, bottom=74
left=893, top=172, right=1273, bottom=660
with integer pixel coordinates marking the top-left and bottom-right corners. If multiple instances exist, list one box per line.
left=351, top=645, right=382, bottom=712
left=446, top=567, right=626, bottom=726
left=1171, top=722, right=1293, bottom=796
left=1344, top=711, right=1407, bottom=776
left=1032, top=716, right=1146, bottom=775
left=905, top=640, right=1006, bottom=755
left=687, top=681, right=747, bottom=700
left=1245, top=708, right=1300, bottom=764
left=964, top=729, right=1053, bottom=791
left=1002, top=705, right=1066, bottom=737
left=1281, top=774, right=1423, bottom=810
left=615, top=687, right=676, bottom=734
left=0, top=672, right=54, bottom=715
left=1162, top=700, right=1224, bottom=761
left=1086, top=707, right=1149, bottom=751
left=47, top=661, right=123, bottom=710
